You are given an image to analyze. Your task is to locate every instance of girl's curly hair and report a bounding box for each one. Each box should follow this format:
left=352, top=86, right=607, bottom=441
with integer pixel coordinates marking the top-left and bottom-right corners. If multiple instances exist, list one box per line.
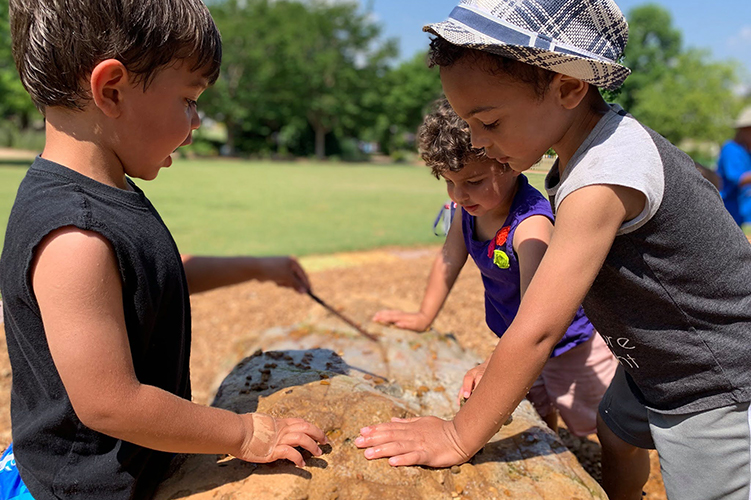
left=418, top=98, right=487, bottom=178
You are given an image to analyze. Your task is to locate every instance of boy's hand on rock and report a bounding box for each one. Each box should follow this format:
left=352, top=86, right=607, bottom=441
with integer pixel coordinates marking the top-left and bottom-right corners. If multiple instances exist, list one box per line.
left=457, top=358, right=490, bottom=406
left=236, top=413, right=326, bottom=467
left=259, top=257, right=310, bottom=293
left=355, top=416, right=470, bottom=468
left=372, top=310, right=431, bottom=332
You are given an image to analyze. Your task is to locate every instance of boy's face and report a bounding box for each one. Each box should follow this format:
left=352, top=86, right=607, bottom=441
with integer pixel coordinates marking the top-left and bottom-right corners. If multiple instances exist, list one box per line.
left=440, top=56, right=563, bottom=173
left=442, top=158, right=519, bottom=217
left=114, top=60, right=208, bottom=180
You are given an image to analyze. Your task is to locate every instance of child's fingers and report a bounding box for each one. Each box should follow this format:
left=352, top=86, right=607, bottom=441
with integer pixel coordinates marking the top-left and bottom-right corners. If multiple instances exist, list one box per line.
left=279, top=432, right=323, bottom=457
left=289, top=259, right=311, bottom=293
left=458, top=371, right=476, bottom=403
left=278, top=419, right=327, bottom=445
left=388, top=451, right=425, bottom=467
left=272, top=445, right=306, bottom=467
left=372, top=309, right=402, bottom=324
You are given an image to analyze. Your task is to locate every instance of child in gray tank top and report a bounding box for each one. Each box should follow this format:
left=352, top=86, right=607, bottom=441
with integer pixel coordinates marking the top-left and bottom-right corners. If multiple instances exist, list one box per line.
left=355, top=1, right=751, bottom=499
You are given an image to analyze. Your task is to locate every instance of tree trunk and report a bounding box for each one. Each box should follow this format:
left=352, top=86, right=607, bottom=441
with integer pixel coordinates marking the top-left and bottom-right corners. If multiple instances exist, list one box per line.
left=308, top=111, right=329, bottom=160
left=225, top=118, right=236, bottom=156
left=314, top=124, right=326, bottom=160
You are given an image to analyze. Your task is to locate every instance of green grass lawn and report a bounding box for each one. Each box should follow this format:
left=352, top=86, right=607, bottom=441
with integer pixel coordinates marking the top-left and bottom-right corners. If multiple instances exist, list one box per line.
left=0, top=157, right=550, bottom=256
left=2, top=157, right=745, bottom=257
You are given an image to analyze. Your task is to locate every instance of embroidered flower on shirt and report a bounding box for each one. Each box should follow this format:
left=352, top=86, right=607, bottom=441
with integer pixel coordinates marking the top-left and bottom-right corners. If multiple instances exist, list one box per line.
left=493, top=249, right=510, bottom=269
left=496, top=226, right=511, bottom=246
left=487, top=226, right=512, bottom=259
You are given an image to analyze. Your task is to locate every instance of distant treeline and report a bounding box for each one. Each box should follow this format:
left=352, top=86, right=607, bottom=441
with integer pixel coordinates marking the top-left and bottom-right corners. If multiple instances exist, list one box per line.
left=0, top=0, right=749, bottom=162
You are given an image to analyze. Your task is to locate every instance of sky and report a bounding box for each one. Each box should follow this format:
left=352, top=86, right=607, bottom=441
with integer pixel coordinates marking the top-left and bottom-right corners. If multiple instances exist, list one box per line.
left=367, top=0, right=751, bottom=86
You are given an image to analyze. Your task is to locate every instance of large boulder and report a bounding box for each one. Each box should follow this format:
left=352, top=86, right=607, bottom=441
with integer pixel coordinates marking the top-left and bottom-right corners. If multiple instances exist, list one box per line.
left=155, top=323, right=606, bottom=499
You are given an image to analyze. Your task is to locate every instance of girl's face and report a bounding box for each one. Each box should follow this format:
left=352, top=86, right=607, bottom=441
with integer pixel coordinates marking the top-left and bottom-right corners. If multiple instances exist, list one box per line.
left=443, top=158, right=519, bottom=217
left=440, top=57, right=567, bottom=174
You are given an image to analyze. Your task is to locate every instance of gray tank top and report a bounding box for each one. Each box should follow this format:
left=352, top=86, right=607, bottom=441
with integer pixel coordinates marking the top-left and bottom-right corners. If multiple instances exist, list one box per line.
left=546, top=105, right=751, bottom=414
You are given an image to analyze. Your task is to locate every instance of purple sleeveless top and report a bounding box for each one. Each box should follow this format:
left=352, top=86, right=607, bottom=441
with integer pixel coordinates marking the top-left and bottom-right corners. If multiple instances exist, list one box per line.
left=461, top=175, right=594, bottom=357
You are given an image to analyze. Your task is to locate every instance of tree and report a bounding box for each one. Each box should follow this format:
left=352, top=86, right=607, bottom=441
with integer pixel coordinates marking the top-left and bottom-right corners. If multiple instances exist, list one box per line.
left=0, top=0, right=37, bottom=127
left=606, top=4, right=743, bottom=149
left=204, top=0, right=396, bottom=158
left=630, top=49, right=741, bottom=146
left=613, top=4, right=682, bottom=112
left=371, top=51, right=443, bottom=154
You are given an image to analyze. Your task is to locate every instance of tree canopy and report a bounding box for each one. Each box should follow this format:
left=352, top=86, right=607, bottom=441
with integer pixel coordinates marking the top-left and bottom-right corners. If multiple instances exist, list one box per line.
left=204, top=0, right=397, bottom=158
left=0, top=0, right=36, bottom=125
left=0, top=0, right=748, bottom=161
left=609, top=3, right=745, bottom=150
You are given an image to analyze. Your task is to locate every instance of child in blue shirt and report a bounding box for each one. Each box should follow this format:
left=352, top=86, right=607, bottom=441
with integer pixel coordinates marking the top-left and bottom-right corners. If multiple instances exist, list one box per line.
left=374, top=98, right=616, bottom=437
left=717, top=106, right=751, bottom=226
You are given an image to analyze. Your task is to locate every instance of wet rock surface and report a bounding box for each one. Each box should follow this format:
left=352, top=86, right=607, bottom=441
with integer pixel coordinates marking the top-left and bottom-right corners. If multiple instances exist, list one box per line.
left=156, top=322, right=606, bottom=499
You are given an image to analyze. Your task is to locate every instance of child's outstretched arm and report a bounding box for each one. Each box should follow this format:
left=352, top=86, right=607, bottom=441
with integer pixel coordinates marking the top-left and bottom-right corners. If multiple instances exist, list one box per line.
left=181, top=255, right=310, bottom=295
left=458, top=214, right=554, bottom=402
left=356, top=184, right=644, bottom=467
left=33, top=228, right=326, bottom=466
left=373, top=213, right=468, bottom=331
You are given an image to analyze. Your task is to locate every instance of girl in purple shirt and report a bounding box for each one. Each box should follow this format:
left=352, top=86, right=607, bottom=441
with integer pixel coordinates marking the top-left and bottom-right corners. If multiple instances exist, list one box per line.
left=374, top=99, right=616, bottom=436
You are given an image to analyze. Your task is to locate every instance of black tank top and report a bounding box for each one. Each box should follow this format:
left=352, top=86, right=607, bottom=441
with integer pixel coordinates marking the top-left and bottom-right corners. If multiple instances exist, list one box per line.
left=0, top=157, right=191, bottom=499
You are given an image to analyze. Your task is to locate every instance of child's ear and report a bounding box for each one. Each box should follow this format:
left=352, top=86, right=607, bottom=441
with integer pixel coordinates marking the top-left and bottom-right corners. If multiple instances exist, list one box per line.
left=90, top=59, right=129, bottom=118
left=554, top=74, right=589, bottom=110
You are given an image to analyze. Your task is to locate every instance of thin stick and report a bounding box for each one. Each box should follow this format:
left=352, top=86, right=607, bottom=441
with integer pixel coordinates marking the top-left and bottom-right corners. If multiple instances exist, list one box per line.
left=306, top=290, right=379, bottom=342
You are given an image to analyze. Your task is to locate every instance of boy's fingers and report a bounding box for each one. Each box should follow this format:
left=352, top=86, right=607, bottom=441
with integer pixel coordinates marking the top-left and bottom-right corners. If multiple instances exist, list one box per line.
left=291, top=263, right=311, bottom=293
left=362, top=440, right=417, bottom=461
left=388, top=451, right=424, bottom=467
left=390, top=417, right=420, bottom=423
left=280, top=433, right=323, bottom=457
left=274, top=445, right=305, bottom=467
left=356, top=423, right=413, bottom=448
left=282, top=419, right=327, bottom=444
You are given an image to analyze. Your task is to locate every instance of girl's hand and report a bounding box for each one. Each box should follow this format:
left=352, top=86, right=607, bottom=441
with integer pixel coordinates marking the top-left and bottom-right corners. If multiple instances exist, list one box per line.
left=355, top=416, right=470, bottom=468
left=235, top=413, right=326, bottom=467
left=258, top=257, right=310, bottom=293
left=372, top=309, right=431, bottom=332
left=457, top=358, right=490, bottom=405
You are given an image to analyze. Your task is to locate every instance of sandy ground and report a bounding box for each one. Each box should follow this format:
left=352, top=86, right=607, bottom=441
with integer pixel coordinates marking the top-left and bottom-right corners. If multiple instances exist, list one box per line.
left=0, top=245, right=667, bottom=498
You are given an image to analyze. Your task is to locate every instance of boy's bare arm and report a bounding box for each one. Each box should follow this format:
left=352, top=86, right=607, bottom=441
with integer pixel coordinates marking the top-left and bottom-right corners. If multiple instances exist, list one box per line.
left=373, top=213, right=468, bottom=330
left=181, top=255, right=310, bottom=295
left=357, top=184, right=642, bottom=466
left=33, top=228, right=325, bottom=465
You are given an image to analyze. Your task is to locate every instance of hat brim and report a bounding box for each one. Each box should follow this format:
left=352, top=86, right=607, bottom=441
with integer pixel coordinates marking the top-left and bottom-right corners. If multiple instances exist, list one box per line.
left=424, top=20, right=631, bottom=91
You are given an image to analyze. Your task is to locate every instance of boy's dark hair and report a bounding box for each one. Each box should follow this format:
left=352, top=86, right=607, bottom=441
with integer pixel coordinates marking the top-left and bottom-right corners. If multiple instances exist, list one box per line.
left=10, top=0, right=222, bottom=112
left=418, top=98, right=488, bottom=178
left=428, top=36, right=554, bottom=99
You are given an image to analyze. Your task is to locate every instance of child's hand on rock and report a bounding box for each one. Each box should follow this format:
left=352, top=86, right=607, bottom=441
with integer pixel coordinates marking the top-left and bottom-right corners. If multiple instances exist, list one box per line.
left=355, top=416, right=470, bottom=468
left=372, top=310, right=431, bottom=332
left=235, top=413, right=326, bottom=467
left=458, top=358, right=490, bottom=406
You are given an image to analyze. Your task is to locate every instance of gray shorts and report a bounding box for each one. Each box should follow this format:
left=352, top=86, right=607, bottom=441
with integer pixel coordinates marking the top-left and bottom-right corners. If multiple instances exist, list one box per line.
left=599, top=366, right=751, bottom=500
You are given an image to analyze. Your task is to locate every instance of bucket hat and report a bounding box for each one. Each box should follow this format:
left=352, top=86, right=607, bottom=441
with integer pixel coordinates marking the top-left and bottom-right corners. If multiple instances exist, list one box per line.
left=424, top=0, right=631, bottom=91
left=735, top=106, right=751, bottom=129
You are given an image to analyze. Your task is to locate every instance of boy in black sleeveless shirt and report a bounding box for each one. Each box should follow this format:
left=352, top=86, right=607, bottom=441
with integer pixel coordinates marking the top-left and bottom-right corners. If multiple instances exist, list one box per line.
left=0, top=1, right=325, bottom=499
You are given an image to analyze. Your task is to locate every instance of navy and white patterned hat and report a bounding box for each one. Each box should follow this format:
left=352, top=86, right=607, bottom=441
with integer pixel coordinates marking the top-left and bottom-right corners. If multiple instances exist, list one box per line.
left=424, top=0, right=631, bottom=90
